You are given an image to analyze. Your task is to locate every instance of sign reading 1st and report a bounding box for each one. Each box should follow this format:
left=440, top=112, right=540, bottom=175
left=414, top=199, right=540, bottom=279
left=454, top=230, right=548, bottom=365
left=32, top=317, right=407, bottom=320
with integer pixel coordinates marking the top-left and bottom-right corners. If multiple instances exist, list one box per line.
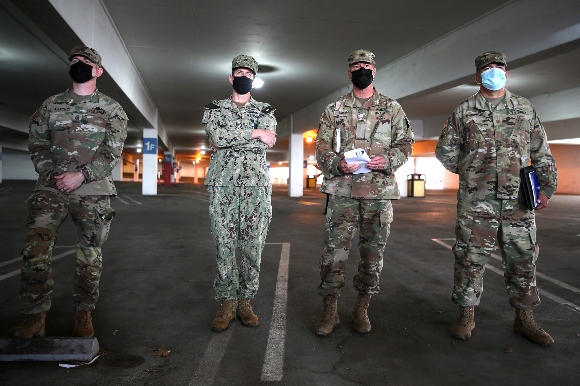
left=143, top=138, right=157, bottom=154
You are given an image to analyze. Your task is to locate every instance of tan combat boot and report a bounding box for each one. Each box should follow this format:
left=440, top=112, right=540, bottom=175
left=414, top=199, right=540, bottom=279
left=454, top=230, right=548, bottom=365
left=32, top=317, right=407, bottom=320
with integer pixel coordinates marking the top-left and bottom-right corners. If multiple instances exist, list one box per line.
left=451, top=306, right=475, bottom=340
left=314, top=296, right=339, bottom=336
left=237, top=299, right=259, bottom=327
left=352, top=292, right=372, bottom=333
left=7, top=312, right=46, bottom=339
left=513, top=307, right=554, bottom=345
left=211, top=300, right=235, bottom=332
left=72, top=310, right=94, bottom=337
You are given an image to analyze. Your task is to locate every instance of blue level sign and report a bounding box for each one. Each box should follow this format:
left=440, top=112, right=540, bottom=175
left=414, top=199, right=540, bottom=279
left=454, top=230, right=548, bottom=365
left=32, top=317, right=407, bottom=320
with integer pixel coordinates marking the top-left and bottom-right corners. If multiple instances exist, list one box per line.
left=143, top=138, right=157, bottom=154
left=163, top=154, right=172, bottom=163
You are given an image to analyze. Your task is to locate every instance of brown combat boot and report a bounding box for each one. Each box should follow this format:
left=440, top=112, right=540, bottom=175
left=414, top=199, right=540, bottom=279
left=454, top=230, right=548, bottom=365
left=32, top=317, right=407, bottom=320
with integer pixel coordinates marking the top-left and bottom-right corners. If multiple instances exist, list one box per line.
left=513, top=307, right=554, bottom=345
left=211, top=300, right=235, bottom=332
left=237, top=299, right=259, bottom=327
left=314, top=296, right=339, bottom=336
left=451, top=306, right=475, bottom=340
left=72, top=310, right=94, bottom=337
left=7, top=312, right=46, bottom=339
left=352, top=292, right=372, bottom=333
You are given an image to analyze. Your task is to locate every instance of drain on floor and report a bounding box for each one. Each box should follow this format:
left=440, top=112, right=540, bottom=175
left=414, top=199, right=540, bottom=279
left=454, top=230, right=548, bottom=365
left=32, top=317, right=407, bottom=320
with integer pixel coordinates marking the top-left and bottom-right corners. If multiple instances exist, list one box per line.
left=104, top=354, right=145, bottom=368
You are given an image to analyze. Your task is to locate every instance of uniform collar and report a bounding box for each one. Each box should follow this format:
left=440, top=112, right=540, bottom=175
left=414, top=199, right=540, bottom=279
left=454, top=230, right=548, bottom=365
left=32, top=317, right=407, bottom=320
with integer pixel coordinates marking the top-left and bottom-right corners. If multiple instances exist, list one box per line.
left=226, top=95, right=258, bottom=109
left=345, top=88, right=380, bottom=108
left=474, top=89, right=515, bottom=110
left=63, top=88, right=100, bottom=103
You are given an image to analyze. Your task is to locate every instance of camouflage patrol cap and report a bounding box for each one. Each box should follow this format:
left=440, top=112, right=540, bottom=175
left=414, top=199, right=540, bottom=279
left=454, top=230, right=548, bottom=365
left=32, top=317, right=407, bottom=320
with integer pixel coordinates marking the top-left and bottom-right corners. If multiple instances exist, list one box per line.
left=68, top=45, right=102, bottom=67
left=475, top=51, right=507, bottom=70
left=232, top=54, right=258, bottom=74
left=348, top=49, right=375, bottom=65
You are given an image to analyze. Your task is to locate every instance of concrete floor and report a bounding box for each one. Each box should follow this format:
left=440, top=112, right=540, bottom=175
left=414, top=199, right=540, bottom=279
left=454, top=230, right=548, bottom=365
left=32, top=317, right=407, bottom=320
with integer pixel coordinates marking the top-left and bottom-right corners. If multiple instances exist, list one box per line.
left=0, top=180, right=579, bottom=385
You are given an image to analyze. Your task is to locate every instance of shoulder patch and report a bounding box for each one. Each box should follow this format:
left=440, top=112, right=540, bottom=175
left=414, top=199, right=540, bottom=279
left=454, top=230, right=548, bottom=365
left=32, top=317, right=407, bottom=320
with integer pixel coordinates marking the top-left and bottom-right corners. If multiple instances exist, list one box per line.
left=261, top=105, right=275, bottom=114
left=205, top=102, right=219, bottom=110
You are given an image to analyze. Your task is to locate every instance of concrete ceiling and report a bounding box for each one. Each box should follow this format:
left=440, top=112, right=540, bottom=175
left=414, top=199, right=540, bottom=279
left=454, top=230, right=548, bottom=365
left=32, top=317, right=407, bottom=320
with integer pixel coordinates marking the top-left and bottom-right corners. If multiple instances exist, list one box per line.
left=1, top=0, right=580, bottom=163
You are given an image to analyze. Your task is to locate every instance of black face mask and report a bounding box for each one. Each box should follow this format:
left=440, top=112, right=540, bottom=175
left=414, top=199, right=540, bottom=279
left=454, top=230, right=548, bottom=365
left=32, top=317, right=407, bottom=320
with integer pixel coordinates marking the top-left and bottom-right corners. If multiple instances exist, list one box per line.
left=232, top=76, right=253, bottom=95
left=69, top=61, right=94, bottom=84
left=351, top=67, right=373, bottom=89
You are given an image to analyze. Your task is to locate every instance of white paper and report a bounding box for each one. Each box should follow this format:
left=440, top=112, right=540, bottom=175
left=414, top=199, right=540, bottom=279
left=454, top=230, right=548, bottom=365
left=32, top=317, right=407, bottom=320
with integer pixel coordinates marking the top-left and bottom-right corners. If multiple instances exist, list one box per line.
left=344, top=148, right=371, bottom=174
left=335, top=129, right=341, bottom=153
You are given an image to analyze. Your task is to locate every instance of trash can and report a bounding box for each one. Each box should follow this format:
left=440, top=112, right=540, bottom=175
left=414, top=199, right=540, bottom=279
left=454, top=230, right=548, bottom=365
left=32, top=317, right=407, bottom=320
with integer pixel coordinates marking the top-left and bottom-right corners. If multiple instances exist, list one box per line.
left=407, top=174, right=426, bottom=197
left=306, top=176, right=317, bottom=188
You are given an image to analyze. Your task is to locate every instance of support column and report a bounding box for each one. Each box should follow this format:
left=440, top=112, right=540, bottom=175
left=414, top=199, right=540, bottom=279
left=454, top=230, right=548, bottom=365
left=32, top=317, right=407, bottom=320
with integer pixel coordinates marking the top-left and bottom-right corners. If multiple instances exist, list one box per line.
left=132, top=160, right=139, bottom=182
left=112, top=161, right=122, bottom=181
left=289, top=132, right=304, bottom=197
left=142, top=128, right=158, bottom=195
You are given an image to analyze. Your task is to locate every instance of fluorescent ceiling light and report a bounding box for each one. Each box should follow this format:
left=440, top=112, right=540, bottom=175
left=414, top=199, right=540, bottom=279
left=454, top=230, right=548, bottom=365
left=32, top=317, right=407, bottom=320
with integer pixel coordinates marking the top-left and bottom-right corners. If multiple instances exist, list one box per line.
left=253, top=77, right=264, bottom=89
left=548, top=138, right=580, bottom=145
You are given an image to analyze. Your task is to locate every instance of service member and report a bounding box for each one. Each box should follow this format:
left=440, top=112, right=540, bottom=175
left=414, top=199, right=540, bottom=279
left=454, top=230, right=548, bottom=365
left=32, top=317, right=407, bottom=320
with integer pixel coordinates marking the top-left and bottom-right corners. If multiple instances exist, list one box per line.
left=435, top=51, right=557, bottom=345
left=8, top=46, right=128, bottom=338
left=202, top=54, right=277, bottom=332
left=315, top=49, right=414, bottom=336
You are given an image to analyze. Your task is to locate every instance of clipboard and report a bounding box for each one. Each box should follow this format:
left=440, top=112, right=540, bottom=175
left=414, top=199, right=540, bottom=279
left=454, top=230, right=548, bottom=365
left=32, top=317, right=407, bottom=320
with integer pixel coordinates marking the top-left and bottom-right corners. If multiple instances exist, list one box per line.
left=520, top=166, right=540, bottom=210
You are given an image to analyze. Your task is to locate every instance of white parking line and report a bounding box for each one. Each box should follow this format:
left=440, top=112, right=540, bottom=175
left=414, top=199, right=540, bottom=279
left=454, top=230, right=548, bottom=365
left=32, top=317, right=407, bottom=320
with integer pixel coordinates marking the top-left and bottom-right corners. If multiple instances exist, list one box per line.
left=261, top=242, right=290, bottom=382
left=123, top=195, right=142, bottom=205
left=189, top=242, right=290, bottom=385
left=0, top=249, right=76, bottom=282
left=0, top=257, right=22, bottom=268
left=114, top=196, right=130, bottom=205
left=432, top=239, right=580, bottom=313
left=189, top=329, right=233, bottom=385
left=185, top=194, right=210, bottom=203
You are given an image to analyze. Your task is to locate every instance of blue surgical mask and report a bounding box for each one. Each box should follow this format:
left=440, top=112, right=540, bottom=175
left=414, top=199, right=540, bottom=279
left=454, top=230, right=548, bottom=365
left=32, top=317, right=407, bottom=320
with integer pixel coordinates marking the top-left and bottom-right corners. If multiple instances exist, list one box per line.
left=480, top=67, right=506, bottom=91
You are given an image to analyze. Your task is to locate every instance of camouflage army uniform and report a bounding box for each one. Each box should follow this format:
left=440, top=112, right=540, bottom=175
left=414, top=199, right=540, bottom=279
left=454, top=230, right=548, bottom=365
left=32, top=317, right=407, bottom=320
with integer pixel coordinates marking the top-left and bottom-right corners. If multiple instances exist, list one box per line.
left=316, top=89, right=414, bottom=297
left=202, top=97, right=276, bottom=300
left=435, top=89, right=557, bottom=308
left=22, top=88, right=127, bottom=313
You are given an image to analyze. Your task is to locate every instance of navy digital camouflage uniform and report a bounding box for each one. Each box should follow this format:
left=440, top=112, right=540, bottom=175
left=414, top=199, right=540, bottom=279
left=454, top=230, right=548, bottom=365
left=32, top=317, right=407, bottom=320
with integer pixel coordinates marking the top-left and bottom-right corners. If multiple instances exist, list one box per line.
left=202, top=97, right=276, bottom=300
left=22, top=88, right=127, bottom=314
left=436, top=89, right=557, bottom=308
left=316, top=89, right=414, bottom=297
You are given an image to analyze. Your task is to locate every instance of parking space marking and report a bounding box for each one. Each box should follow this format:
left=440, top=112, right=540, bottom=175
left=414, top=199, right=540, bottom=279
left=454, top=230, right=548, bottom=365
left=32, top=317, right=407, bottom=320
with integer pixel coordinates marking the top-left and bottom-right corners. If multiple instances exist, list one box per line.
left=189, top=329, right=233, bottom=385
left=432, top=239, right=580, bottom=314
left=114, top=196, right=130, bottom=205
left=261, top=242, right=290, bottom=382
left=185, top=193, right=210, bottom=203
left=122, top=195, right=142, bottom=205
left=0, top=249, right=76, bottom=282
left=189, top=242, right=290, bottom=385
left=0, top=257, right=22, bottom=268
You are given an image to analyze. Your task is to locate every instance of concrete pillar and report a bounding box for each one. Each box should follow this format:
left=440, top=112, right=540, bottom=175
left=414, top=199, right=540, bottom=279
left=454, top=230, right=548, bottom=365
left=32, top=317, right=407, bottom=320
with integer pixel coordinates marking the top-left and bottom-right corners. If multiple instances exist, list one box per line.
left=289, top=131, right=304, bottom=197
left=142, top=128, right=158, bottom=195
left=132, top=159, right=139, bottom=182
left=112, top=160, right=122, bottom=181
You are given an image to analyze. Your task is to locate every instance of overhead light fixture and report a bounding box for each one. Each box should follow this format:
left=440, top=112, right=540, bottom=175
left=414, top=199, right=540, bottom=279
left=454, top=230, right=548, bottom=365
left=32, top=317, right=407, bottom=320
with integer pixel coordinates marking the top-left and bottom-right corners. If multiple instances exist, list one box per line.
left=136, top=148, right=142, bottom=153
left=306, top=136, right=313, bottom=143
left=201, top=150, right=206, bottom=155
left=253, top=77, right=264, bottom=89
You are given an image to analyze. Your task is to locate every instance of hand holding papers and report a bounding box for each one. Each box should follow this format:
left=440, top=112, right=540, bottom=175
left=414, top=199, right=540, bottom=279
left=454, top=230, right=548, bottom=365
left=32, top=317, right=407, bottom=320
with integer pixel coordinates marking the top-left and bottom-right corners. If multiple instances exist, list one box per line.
left=344, top=148, right=371, bottom=174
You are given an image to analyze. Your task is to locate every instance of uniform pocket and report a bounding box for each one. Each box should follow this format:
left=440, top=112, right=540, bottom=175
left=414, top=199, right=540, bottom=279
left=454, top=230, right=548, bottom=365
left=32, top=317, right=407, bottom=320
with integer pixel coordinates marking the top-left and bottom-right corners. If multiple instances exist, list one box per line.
left=93, top=206, right=115, bottom=247
left=379, top=204, right=393, bottom=228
